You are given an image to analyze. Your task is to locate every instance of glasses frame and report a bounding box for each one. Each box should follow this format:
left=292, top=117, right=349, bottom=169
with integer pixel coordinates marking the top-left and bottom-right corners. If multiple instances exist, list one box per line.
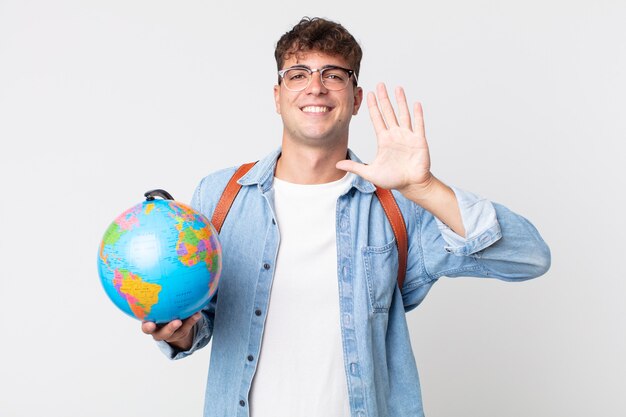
left=277, top=65, right=358, bottom=92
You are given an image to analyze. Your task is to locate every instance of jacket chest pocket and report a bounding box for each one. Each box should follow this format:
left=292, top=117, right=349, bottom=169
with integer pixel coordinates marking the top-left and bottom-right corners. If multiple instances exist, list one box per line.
left=362, top=240, right=398, bottom=314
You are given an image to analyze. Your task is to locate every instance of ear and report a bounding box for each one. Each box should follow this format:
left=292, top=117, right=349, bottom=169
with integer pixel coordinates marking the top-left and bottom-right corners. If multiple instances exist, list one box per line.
left=352, top=86, right=363, bottom=115
left=273, top=84, right=281, bottom=114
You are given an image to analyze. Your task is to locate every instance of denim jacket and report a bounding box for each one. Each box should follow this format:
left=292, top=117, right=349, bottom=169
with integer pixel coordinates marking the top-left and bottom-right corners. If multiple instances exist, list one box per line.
left=159, top=148, right=551, bottom=417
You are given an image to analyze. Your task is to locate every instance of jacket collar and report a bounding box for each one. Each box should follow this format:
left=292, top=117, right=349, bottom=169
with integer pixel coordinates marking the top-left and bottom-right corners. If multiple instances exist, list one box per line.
left=238, top=147, right=376, bottom=194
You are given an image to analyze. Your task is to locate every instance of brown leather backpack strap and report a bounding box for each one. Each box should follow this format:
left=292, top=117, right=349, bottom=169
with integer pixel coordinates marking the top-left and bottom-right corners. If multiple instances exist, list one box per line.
left=374, top=187, right=408, bottom=291
left=211, top=162, right=256, bottom=233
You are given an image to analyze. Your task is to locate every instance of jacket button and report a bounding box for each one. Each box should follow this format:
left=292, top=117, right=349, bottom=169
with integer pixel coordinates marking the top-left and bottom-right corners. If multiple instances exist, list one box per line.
left=255, top=309, right=262, bottom=316
left=350, top=363, right=359, bottom=375
left=263, top=263, right=270, bottom=270
left=239, top=400, right=245, bottom=407
left=247, top=355, right=254, bottom=361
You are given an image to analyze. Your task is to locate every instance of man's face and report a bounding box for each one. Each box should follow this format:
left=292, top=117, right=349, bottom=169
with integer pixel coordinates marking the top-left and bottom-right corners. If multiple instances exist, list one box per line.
left=274, top=51, right=363, bottom=148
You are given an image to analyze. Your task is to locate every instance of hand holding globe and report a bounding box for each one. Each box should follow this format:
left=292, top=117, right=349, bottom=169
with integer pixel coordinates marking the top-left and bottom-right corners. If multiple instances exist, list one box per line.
left=141, top=311, right=203, bottom=351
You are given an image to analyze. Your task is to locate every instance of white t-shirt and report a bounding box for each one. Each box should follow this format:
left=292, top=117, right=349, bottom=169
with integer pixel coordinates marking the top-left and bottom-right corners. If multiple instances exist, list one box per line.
left=249, top=173, right=354, bottom=417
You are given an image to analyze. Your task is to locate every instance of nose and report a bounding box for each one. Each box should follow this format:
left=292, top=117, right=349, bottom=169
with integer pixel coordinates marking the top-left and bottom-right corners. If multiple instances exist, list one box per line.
left=305, top=69, right=327, bottom=95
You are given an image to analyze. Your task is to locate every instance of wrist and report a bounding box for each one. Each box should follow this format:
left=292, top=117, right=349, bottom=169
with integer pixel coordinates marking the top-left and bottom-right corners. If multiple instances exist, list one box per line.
left=398, top=173, right=440, bottom=202
left=403, top=177, right=466, bottom=237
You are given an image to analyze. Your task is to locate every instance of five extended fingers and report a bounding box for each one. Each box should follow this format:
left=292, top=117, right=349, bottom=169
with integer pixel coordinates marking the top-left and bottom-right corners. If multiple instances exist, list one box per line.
left=368, top=83, right=422, bottom=134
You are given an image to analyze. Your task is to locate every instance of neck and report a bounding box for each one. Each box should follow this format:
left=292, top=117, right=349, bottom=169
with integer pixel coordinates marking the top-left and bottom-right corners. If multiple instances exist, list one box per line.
left=275, top=141, right=349, bottom=184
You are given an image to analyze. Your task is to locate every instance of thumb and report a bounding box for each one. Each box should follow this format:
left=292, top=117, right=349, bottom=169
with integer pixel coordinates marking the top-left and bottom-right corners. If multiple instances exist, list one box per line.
left=336, top=159, right=369, bottom=177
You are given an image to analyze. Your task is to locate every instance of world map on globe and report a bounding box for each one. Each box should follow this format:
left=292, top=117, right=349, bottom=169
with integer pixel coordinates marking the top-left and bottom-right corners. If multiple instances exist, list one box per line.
left=97, top=197, right=221, bottom=323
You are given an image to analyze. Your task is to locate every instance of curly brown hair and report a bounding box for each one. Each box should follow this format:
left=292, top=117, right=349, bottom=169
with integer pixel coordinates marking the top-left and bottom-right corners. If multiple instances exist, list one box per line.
left=275, top=17, right=362, bottom=83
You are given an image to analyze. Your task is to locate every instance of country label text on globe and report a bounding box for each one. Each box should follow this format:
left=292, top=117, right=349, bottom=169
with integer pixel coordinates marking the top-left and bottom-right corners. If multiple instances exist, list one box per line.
left=98, top=199, right=222, bottom=323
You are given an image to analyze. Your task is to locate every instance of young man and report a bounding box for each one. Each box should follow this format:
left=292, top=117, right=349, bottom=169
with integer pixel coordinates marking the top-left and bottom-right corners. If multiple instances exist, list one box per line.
left=143, top=17, right=550, bottom=417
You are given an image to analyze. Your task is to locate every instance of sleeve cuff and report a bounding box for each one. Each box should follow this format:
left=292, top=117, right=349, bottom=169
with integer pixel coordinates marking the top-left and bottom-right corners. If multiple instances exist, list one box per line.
left=436, top=185, right=502, bottom=256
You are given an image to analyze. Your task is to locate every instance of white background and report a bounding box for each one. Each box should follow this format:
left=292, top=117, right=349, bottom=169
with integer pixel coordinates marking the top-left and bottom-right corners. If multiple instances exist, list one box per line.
left=1, top=1, right=624, bottom=416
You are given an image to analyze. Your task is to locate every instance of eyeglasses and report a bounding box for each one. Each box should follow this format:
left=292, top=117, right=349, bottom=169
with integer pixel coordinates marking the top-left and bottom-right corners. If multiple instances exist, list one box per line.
left=278, top=65, right=358, bottom=92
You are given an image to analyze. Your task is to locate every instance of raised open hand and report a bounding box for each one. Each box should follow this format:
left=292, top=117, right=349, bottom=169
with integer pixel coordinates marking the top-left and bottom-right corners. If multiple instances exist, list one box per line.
left=337, top=83, right=433, bottom=196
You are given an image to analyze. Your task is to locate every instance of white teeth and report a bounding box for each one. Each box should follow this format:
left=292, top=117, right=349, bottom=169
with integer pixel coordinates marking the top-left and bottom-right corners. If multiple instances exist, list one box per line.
left=302, top=106, right=329, bottom=113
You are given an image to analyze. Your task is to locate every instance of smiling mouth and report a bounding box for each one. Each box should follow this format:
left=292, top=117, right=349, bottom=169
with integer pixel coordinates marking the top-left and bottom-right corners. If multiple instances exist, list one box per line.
left=301, top=106, right=332, bottom=113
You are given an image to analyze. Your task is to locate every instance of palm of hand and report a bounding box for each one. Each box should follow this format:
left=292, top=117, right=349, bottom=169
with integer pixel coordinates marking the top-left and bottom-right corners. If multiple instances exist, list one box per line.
left=366, top=122, right=431, bottom=191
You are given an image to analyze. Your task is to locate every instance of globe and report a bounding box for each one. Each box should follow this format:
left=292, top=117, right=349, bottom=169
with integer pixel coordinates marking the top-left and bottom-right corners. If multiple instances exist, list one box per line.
left=97, top=189, right=221, bottom=323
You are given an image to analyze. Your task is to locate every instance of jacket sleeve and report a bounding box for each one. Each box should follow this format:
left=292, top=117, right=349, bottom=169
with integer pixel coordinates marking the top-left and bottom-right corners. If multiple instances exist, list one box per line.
left=401, top=186, right=551, bottom=311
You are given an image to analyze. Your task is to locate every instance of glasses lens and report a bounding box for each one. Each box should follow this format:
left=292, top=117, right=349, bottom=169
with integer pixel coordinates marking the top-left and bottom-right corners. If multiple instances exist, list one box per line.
left=321, top=68, right=350, bottom=90
left=283, top=68, right=310, bottom=91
